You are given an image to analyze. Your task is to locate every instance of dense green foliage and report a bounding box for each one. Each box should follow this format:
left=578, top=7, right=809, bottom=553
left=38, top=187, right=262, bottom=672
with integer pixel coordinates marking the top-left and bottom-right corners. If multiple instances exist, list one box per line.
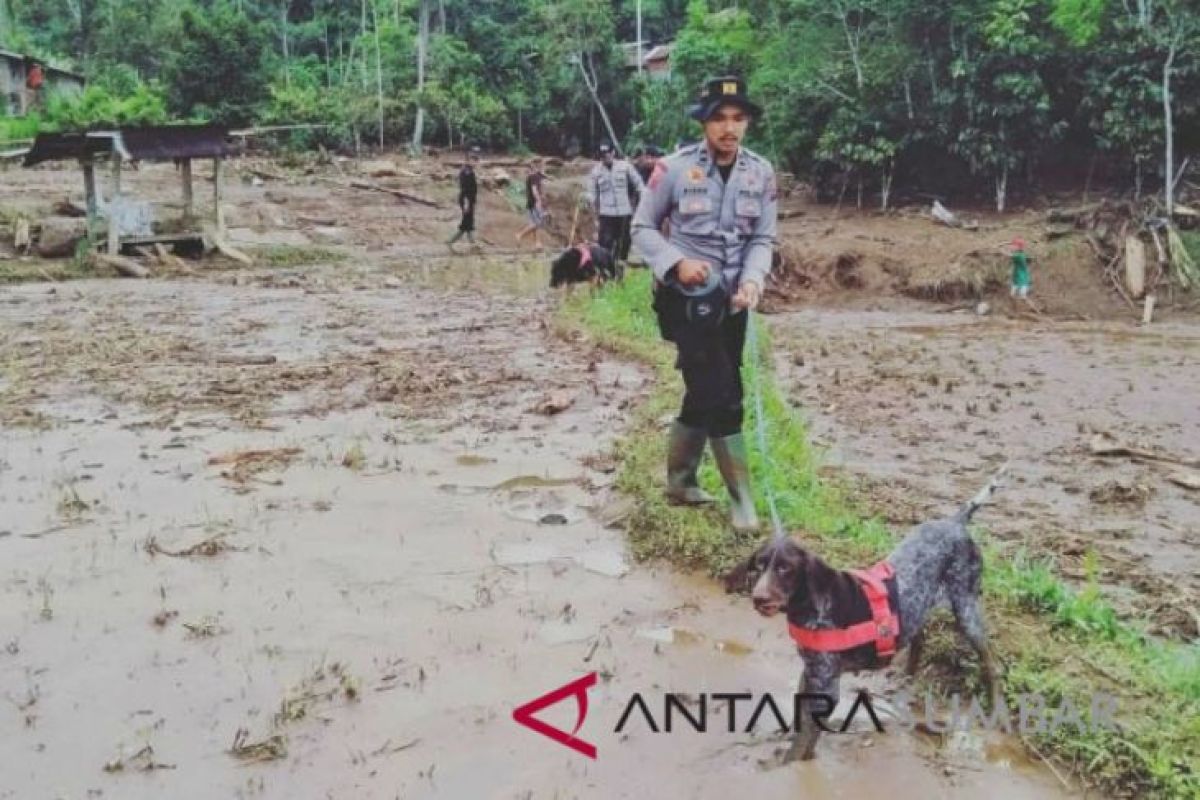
left=2, top=0, right=1197, bottom=205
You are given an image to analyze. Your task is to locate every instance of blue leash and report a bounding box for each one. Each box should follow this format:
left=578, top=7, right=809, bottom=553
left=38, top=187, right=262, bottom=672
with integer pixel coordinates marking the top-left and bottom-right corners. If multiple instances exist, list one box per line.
left=745, top=312, right=787, bottom=541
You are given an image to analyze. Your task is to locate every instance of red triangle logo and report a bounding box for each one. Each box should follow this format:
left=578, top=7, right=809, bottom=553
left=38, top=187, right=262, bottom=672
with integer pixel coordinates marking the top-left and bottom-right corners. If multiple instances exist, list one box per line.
left=512, top=672, right=598, bottom=759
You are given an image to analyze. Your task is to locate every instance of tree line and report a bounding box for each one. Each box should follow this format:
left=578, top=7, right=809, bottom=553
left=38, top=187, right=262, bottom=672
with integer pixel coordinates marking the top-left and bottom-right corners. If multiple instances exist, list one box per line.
left=2, top=0, right=1197, bottom=210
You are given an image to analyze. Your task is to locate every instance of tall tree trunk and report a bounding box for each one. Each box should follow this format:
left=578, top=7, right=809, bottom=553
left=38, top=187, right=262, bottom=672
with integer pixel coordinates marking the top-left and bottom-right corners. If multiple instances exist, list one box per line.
left=995, top=167, right=1008, bottom=213
left=323, top=23, right=332, bottom=88
left=281, top=0, right=291, bottom=89
left=1162, top=35, right=1177, bottom=216
left=578, top=52, right=622, bottom=156
left=411, top=0, right=430, bottom=155
left=880, top=163, right=893, bottom=211
left=835, top=0, right=865, bottom=92
left=360, top=0, right=369, bottom=90
left=373, top=0, right=385, bottom=148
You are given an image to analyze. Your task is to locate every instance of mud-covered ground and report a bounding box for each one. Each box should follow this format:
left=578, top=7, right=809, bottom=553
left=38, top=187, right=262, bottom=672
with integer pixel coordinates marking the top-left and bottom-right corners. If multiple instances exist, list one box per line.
left=0, top=266, right=1070, bottom=799
left=771, top=305, right=1200, bottom=637
left=6, top=156, right=1195, bottom=797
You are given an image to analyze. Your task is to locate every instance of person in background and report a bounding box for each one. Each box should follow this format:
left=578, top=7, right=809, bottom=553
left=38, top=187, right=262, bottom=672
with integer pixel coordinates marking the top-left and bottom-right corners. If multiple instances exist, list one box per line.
left=447, top=147, right=480, bottom=250
left=515, top=159, right=548, bottom=252
left=1010, top=238, right=1032, bottom=298
left=584, top=142, right=644, bottom=269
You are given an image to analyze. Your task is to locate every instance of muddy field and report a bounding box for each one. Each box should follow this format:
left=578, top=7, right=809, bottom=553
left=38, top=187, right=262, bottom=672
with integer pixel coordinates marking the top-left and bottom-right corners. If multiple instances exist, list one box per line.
left=771, top=306, right=1200, bottom=637
left=2, top=157, right=1196, bottom=797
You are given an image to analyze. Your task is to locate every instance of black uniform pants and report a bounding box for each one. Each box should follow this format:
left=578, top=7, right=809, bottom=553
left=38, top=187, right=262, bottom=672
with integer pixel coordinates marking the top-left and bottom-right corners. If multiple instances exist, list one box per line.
left=655, top=286, right=748, bottom=437
left=458, top=200, right=476, bottom=232
left=597, top=215, right=631, bottom=262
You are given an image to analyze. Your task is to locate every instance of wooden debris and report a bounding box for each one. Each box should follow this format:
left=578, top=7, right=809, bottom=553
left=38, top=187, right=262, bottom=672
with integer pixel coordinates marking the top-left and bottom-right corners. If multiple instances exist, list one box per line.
left=1124, top=236, right=1146, bottom=298
left=214, top=354, right=278, bottom=366
left=208, top=447, right=302, bottom=485
left=52, top=198, right=87, bottom=218
left=93, top=253, right=151, bottom=278
left=13, top=217, right=31, bottom=254
left=203, top=227, right=254, bottom=265
left=348, top=179, right=441, bottom=208
left=1142, top=294, right=1156, bottom=325
left=103, top=744, right=175, bottom=773
left=1089, top=433, right=1200, bottom=469
left=230, top=728, right=287, bottom=763
left=1168, top=471, right=1200, bottom=491
left=144, top=534, right=239, bottom=558
left=534, top=391, right=575, bottom=415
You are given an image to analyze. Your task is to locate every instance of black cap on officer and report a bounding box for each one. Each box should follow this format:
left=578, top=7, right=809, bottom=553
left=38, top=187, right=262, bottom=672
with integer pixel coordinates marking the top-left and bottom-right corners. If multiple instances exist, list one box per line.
left=688, top=75, right=762, bottom=122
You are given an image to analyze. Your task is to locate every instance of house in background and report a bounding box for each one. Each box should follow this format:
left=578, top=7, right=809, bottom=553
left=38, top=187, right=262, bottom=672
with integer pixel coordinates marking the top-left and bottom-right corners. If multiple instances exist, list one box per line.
left=0, top=50, right=86, bottom=117
left=619, top=41, right=673, bottom=80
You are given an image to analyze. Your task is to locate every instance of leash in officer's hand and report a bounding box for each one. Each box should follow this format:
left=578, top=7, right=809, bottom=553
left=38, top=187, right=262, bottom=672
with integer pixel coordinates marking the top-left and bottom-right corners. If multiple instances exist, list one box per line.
left=746, top=311, right=788, bottom=542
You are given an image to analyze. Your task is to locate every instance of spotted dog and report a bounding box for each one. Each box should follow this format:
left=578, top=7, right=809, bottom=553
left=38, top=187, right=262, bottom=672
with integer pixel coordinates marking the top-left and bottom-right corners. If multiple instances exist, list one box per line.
left=725, top=467, right=1006, bottom=761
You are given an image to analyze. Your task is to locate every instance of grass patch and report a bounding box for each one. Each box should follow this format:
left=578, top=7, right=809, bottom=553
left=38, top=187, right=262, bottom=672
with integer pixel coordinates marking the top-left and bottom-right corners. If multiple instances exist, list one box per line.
left=250, top=245, right=348, bottom=268
left=1181, top=230, right=1200, bottom=267
left=558, top=269, right=1198, bottom=798
left=0, top=257, right=95, bottom=284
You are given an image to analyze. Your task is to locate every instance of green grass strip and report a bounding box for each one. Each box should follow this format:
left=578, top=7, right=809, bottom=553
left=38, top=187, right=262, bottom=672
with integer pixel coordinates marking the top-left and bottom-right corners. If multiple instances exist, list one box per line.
left=557, top=269, right=1198, bottom=798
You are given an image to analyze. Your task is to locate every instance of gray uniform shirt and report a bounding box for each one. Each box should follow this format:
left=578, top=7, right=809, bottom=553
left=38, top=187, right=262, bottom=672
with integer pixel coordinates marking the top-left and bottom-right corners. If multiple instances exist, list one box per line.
left=585, top=160, right=644, bottom=217
left=631, top=143, right=777, bottom=293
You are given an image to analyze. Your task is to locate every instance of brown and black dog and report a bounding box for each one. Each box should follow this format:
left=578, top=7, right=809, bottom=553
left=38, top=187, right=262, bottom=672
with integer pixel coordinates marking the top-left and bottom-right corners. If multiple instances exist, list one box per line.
left=725, top=469, right=1005, bottom=762
left=549, top=243, right=618, bottom=289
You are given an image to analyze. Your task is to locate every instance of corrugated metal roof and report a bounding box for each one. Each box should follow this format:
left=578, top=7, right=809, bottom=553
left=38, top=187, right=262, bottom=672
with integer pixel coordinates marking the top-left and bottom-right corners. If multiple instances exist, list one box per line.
left=0, top=50, right=85, bottom=81
left=24, top=124, right=232, bottom=166
left=120, top=125, right=231, bottom=160
left=22, top=132, right=110, bottom=166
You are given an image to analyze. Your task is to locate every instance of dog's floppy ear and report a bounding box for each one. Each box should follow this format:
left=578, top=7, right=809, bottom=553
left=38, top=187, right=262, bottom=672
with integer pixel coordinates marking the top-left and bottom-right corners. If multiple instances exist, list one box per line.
left=723, top=547, right=763, bottom=595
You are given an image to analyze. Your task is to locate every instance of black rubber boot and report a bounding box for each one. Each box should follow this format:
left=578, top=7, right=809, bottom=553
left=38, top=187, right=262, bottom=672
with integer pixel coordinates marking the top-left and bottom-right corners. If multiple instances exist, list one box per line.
left=665, top=421, right=715, bottom=505
left=709, top=433, right=760, bottom=532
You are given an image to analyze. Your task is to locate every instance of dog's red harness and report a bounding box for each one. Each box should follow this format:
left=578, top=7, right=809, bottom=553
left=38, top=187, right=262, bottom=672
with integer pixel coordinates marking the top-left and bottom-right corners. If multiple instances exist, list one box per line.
left=788, top=561, right=899, bottom=661
left=576, top=244, right=592, bottom=269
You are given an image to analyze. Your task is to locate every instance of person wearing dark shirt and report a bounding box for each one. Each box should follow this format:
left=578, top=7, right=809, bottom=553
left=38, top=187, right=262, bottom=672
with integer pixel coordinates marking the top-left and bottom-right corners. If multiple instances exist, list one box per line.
left=447, top=147, right=480, bottom=250
left=515, top=159, right=548, bottom=251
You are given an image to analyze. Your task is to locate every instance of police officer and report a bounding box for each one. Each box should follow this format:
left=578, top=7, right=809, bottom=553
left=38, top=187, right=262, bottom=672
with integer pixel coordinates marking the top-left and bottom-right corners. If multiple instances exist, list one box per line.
left=585, top=143, right=644, bottom=268
left=631, top=76, right=777, bottom=532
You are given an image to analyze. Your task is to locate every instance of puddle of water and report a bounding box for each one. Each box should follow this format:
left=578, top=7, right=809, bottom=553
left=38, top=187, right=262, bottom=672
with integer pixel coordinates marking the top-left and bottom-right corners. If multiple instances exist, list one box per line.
left=455, top=454, right=496, bottom=466
left=412, top=257, right=551, bottom=298
left=490, top=474, right=578, bottom=491
left=537, top=621, right=593, bottom=645
left=635, top=626, right=754, bottom=656
left=502, top=492, right=585, bottom=526
left=492, top=541, right=629, bottom=577
left=574, top=548, right=630, bottom=578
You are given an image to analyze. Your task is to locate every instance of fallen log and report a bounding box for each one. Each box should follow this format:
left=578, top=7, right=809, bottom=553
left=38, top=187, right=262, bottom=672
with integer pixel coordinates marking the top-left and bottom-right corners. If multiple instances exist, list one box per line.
left=1045, top=203, right=1102, bottom=225
left=94, top=253, right=151, bottom=278
left=348, top=179, right=442, bottom=208
left=1090, top=433, right=1200, bottom=469
left=313, top=176, right=442, bottom=208
left=1125, top=236, right=1146, bottom=298
left=202, top=226, right=254, bottom=265
left=53, top=198, right=88, bottom=218
left=13, top=217, right=31, bottom=253
left=214, top=354, right=278, bottom=366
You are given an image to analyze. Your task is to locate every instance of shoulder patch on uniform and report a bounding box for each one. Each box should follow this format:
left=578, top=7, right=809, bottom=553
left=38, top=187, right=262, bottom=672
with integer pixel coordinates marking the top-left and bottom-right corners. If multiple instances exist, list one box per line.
left=648, top=160, right=668, bottom=190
